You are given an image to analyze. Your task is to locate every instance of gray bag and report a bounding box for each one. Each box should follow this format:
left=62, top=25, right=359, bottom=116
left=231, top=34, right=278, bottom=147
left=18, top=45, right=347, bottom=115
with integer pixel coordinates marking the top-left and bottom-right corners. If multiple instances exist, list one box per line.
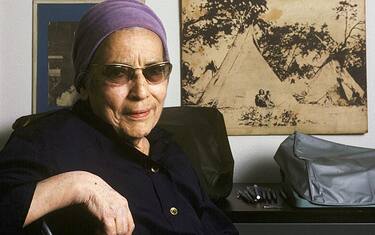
left=274, top=132, right=375, bottom=207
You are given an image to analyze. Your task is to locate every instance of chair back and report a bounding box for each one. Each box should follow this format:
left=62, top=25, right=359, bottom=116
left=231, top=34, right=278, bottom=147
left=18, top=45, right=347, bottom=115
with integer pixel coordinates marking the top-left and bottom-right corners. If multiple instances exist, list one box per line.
left=159, top=106, right=234, bottom=201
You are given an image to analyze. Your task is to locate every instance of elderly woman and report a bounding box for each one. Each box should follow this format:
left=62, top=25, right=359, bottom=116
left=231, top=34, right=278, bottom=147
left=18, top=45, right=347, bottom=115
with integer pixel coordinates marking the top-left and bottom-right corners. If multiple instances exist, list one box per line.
left=0, top=0, right=238, bottom=234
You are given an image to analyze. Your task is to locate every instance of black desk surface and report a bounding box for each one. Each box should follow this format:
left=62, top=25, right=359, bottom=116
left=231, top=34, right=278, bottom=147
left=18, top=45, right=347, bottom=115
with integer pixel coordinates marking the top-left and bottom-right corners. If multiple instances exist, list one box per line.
left=216, top=183, right=375, bottom=223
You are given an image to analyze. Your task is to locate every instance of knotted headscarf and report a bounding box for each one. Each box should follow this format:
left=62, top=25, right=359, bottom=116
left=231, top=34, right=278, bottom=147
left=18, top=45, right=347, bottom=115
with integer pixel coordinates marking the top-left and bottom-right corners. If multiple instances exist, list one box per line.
left=72, top=0, right=169, bottom=90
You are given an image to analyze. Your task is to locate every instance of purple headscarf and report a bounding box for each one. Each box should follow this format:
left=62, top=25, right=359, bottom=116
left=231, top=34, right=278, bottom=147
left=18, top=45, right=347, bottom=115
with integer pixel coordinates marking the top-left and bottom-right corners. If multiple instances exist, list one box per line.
left=72, top=0, right=169, bottom=90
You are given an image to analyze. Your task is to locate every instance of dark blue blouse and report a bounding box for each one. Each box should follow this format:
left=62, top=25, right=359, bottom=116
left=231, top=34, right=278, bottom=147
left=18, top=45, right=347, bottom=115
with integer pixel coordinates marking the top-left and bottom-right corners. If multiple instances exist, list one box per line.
left=0, top=101, right=238, bottom=235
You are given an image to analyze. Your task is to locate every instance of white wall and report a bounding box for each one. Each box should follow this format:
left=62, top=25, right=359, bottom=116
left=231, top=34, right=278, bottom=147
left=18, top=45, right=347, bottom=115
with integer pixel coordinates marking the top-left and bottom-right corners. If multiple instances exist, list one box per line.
left=0, top=0, right=374, bottom=183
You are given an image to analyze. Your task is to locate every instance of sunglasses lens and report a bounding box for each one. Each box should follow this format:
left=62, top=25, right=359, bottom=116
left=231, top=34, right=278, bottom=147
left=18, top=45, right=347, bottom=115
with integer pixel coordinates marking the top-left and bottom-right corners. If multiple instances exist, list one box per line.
left=102, top=65, right=132, bottom=83
left=144, top=63, right=172, bottom=84
left=94, top=62, right=172, bottom=84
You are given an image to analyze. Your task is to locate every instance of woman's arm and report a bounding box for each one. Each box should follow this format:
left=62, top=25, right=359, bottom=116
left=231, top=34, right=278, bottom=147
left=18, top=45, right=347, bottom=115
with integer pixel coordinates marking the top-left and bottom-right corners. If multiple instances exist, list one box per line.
left=24, top=171, right=135, bottom=235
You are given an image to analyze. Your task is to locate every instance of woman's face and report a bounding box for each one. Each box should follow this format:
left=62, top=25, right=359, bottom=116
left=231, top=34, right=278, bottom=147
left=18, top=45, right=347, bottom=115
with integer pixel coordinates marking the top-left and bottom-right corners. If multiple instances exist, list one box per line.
left=82, top=28, right=169, bottom=140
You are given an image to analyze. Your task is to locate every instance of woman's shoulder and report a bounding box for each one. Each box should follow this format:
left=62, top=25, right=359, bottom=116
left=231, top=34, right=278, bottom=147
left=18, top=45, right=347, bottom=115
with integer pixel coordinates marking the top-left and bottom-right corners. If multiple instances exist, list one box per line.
left=11, top=108, right=96, bottom=148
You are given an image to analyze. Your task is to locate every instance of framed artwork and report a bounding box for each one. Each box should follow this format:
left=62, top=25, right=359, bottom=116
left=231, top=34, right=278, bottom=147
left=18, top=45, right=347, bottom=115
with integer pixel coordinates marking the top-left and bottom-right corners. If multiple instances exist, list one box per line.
left=180, top=0, right=367, bottom=135
left=32, top=0, right=145, bottom=113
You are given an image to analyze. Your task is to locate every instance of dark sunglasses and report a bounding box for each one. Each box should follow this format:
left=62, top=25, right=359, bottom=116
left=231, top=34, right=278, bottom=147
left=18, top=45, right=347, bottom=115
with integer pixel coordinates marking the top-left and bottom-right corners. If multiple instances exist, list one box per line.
left=90, top=61, right=172, bottom=85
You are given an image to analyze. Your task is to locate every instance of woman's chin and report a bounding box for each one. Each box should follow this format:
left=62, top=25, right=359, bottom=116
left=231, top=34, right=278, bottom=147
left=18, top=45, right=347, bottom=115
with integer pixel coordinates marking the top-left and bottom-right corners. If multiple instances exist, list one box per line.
left=116, top=123, right=151, bottom=140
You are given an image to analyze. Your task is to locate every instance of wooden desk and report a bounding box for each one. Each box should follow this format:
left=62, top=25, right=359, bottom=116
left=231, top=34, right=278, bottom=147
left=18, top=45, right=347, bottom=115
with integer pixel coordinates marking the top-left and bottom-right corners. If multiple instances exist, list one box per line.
left=216, top=183, right=375, bottom=223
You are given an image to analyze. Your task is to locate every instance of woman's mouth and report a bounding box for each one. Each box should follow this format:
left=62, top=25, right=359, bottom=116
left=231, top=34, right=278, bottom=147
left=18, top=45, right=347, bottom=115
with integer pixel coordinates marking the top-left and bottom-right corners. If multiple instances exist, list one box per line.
left=126, top=109, right=151, bottom=120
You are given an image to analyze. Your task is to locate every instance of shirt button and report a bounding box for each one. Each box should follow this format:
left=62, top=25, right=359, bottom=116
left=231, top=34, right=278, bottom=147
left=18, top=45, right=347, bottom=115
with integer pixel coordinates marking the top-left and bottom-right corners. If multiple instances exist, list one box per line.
left=169, top=207, right=178, bottom=216
left=151, top=166, right=159, bottom=173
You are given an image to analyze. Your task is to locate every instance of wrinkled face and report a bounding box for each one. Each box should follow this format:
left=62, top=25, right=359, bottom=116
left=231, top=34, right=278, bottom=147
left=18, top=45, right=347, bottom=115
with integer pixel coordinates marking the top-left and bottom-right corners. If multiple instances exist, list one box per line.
left=82, top=28, right=169, bottom=140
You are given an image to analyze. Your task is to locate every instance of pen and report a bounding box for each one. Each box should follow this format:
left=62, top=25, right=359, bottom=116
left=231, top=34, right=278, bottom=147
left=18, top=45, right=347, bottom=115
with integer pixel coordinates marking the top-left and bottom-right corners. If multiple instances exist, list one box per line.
left=260, top=187, right=268, bottom=202
left=253, top=184, right=262, bottom=201
left=271, top=190, right=278, bottom=203
left=243, top=189, right=255, bottom=203
left=279, top=189, right=287, bottom=200
left=266, top=188, right=273, bottom=203
left=263, top=205, right=283, bottom=209
left=237, top=190, right=252, bottom=203
left=246, top=186, right=259, bottom=202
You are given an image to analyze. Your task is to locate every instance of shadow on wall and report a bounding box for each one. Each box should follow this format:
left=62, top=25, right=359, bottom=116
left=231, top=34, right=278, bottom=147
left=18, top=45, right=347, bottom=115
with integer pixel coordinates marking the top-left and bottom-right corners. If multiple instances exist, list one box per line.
left=237, top=153, right=281, bottom=183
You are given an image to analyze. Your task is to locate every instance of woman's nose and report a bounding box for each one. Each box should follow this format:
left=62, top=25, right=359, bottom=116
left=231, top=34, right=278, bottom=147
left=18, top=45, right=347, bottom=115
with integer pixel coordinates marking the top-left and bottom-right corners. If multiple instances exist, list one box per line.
left=128, top=70, right=149, bottom=100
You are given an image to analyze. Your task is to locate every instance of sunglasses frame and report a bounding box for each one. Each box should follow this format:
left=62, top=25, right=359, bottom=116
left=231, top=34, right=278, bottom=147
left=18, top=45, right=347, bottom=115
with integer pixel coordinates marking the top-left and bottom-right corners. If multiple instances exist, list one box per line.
left=90, top=61, right=172, bottom=85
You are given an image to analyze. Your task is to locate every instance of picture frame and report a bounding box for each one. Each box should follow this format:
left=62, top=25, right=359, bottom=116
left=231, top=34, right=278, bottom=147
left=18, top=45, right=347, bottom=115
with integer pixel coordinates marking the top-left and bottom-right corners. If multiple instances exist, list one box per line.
left=32, top=0, right=101, bottom=113
left=180, top=0, right=367, bottom=135
left=32, top=0, right=145, bottom=113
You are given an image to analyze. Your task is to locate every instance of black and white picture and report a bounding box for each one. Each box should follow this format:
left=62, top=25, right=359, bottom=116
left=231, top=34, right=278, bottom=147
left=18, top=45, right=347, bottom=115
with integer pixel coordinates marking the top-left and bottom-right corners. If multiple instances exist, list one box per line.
left=48, top=22, right=79, bottom=107
left=33, top=0, right=145, bottom=113
left=181, top=0, right=367, bottom=135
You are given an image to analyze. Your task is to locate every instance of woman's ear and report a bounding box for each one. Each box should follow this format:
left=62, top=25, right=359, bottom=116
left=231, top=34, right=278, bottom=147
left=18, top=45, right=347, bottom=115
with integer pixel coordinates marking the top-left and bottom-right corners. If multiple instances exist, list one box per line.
left=79, top=86, right=89, bottom=100
left=79, top=74, right=93, bottom=100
